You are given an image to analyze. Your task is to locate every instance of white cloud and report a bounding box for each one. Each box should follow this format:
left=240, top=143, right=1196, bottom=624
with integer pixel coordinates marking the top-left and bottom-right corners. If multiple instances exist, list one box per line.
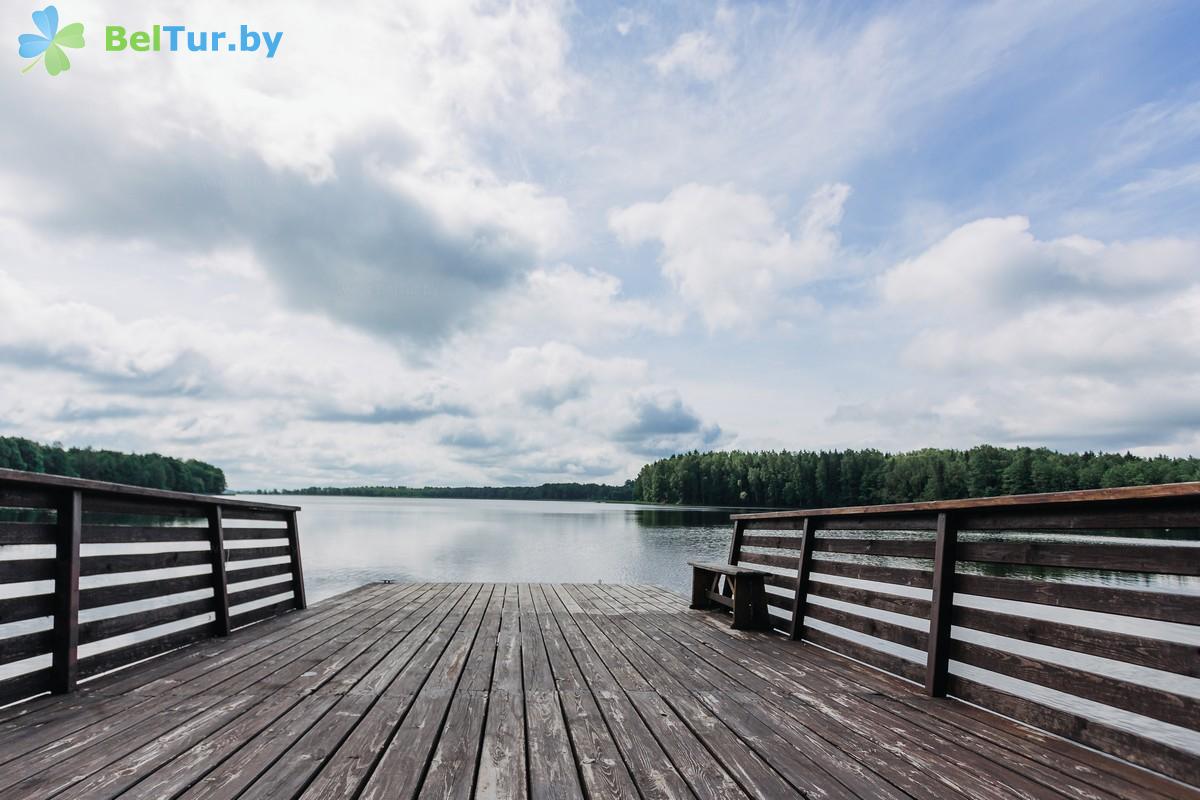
left=0, top=266, right=708, bottom=487
left=386, top=168, right=574, bottom=260
left=483, top=265, right=682, bottom=344
left=831, top=216, right=1200, bottom=454
left=650, top=31, right=735, bottom=82
left=610, top=182, right=849, bottom=328
left=880, top=216, right=1200, bottom=312
left=904, top=291, right=1200, bottom=375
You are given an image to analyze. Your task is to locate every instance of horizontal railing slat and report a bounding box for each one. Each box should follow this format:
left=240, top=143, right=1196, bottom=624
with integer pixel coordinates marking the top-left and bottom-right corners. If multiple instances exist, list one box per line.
left=952, top=606, right=1200, bottom=677
left=0, top=559, right=55, bottom=584
left=78, top=598, right=216, bottom=645
left=0, top=487, right=56, bottom=510
left=807, top=581, right=932, bottom=619
left=736, top=550, right=797, bottom=570
left=804, top=603, right=929, bottom=651
left=82, top=497, right=209, bottom=518
left=955, top=573, right=1200, bottom=625
left=0, top=593, right=55, bottom=624
left=0, top=523, right=55, bottom=545
left=79, top=574, right=215, bottom=611
left=81, top=525, right=209, bottom=543
left=219, top=509, right=292, bottom=522
left=764, top=592, right=793, bottom=612
left=80, top=550, right=211, bottom=576
left=813, top=538, right=936, bottom=558
left=743, top=515, right=938, bottom=531
left=228, top=581, right=294, bottom=606
left=761, top=572, right=798, bottom=592
left=740, top=534, right=802, bottom=550
left=0, top=468, right=297, bottom=513
left=0, top=630, right=53, bottom=666
left=809, top=558, right=933, bottom=589
left=958, top=506, right=1200, bottom=531
left=225, top=545, right=291, bottom=563
left=227, top=562, right=294, bottom=585
left=957, top=540, right=1200, bottom=576
left=222, top=527, right=289, bottom=541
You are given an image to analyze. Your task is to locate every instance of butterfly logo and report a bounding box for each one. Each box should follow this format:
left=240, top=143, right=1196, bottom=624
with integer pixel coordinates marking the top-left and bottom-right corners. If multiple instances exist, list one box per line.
left=18, top=6, right=84, bottom=76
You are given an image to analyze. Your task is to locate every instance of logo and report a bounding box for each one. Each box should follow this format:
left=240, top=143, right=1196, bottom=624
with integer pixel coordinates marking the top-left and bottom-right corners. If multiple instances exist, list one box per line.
left=18, top=5, right=84, bottom=76
left=105, top=26, right=283, bottom=58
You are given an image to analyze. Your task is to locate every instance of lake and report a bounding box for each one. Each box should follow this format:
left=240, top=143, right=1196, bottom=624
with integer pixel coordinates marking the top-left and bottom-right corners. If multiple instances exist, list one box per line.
left=251, top=495, right=733, bottom=604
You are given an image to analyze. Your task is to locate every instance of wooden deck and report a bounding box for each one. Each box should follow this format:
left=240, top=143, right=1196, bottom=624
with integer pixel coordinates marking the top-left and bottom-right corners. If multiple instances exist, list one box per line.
left=0, top=582, right=1194, bottom=800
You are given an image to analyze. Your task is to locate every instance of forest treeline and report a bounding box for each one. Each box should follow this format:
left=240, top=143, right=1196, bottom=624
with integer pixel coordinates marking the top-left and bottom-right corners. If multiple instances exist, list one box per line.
left=258, top=482, right=636, bottom=502
left=6, top=435, right=1199, bottom=508
left=632, top=447, right=1200, bottom=507
left=0, top=437, right=226, bottom=494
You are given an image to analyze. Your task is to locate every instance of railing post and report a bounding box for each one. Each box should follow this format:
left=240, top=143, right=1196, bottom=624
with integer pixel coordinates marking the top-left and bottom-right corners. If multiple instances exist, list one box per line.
left=207, top=505, right=231, bottom=637
left=725, top=519, right=746, bottom=565
left=51, top=489, right=82, bottom=694
left=286, top=510, right=307, bottom=610
left=789, top=517, right=816, bottom=641
left=925, top=511, right=958, bottom=696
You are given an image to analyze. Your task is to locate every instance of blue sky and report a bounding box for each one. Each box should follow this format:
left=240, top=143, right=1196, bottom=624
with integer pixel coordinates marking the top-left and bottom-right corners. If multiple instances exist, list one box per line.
left=2, top=1, right=1199, bottom=487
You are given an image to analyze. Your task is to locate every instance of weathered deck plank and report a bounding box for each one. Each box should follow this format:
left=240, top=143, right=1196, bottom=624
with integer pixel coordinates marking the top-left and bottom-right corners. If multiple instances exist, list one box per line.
left=0, top=581, right=1195, bottom=800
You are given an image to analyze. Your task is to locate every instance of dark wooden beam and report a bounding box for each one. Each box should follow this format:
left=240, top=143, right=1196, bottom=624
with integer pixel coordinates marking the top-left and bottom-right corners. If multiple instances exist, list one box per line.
left=287, top=510, right=308, bottom=610
left=925, top=512, right=958, bottom=697
left=51, top=489, right=82, bottom=694
left=789, top=517, right=816, bottom=641
left=208, top=505, right=231, bottom=636
left=725, top=519, right=746, bottom=565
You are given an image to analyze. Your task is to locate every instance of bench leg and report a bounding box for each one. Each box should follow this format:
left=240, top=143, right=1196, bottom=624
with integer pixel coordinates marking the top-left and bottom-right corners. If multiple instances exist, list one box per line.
left=751, top=581, right=770, bottom=629
left=691, top=569, right=713, bottom=610
left=731, top=578, right=769, bottom=630
left=731, top=576, right=752, bottom=629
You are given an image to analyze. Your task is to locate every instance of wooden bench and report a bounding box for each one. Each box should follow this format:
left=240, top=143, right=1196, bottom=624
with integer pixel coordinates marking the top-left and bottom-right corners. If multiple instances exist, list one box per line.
left=687, top=561, right=770, bottom=630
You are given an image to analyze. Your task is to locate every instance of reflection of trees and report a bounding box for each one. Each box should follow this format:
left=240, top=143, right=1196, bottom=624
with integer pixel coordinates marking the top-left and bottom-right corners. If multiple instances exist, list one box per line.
left=0, top=508, right=50, bottom=524
left=633, top=509, right=732, bottom=529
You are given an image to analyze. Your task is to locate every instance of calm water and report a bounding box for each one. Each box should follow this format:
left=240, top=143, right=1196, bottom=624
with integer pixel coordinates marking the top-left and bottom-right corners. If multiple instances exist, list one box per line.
left=242, top=496, right=733, bottom=604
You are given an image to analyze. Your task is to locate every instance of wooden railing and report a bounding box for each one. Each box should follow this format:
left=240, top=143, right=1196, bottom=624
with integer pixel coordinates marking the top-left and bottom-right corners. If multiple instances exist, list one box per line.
left=726, top=482, right=1200, bottom=785
left=0, top=468, right=304, bottom=706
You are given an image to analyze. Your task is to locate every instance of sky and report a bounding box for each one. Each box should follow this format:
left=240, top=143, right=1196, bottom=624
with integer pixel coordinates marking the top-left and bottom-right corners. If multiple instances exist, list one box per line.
left=2, top=0, right=1199, bottom=489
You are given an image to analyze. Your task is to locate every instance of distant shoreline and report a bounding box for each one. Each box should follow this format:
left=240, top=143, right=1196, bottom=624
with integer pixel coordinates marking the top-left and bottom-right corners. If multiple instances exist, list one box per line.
left=233, top=489, right=768, bottom=511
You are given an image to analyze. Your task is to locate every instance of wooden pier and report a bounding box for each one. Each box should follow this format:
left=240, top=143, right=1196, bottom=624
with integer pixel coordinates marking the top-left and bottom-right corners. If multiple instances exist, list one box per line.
left=0, top=581, right=1194, bottom=799
left=1, top=470, right=1199, bottom=798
